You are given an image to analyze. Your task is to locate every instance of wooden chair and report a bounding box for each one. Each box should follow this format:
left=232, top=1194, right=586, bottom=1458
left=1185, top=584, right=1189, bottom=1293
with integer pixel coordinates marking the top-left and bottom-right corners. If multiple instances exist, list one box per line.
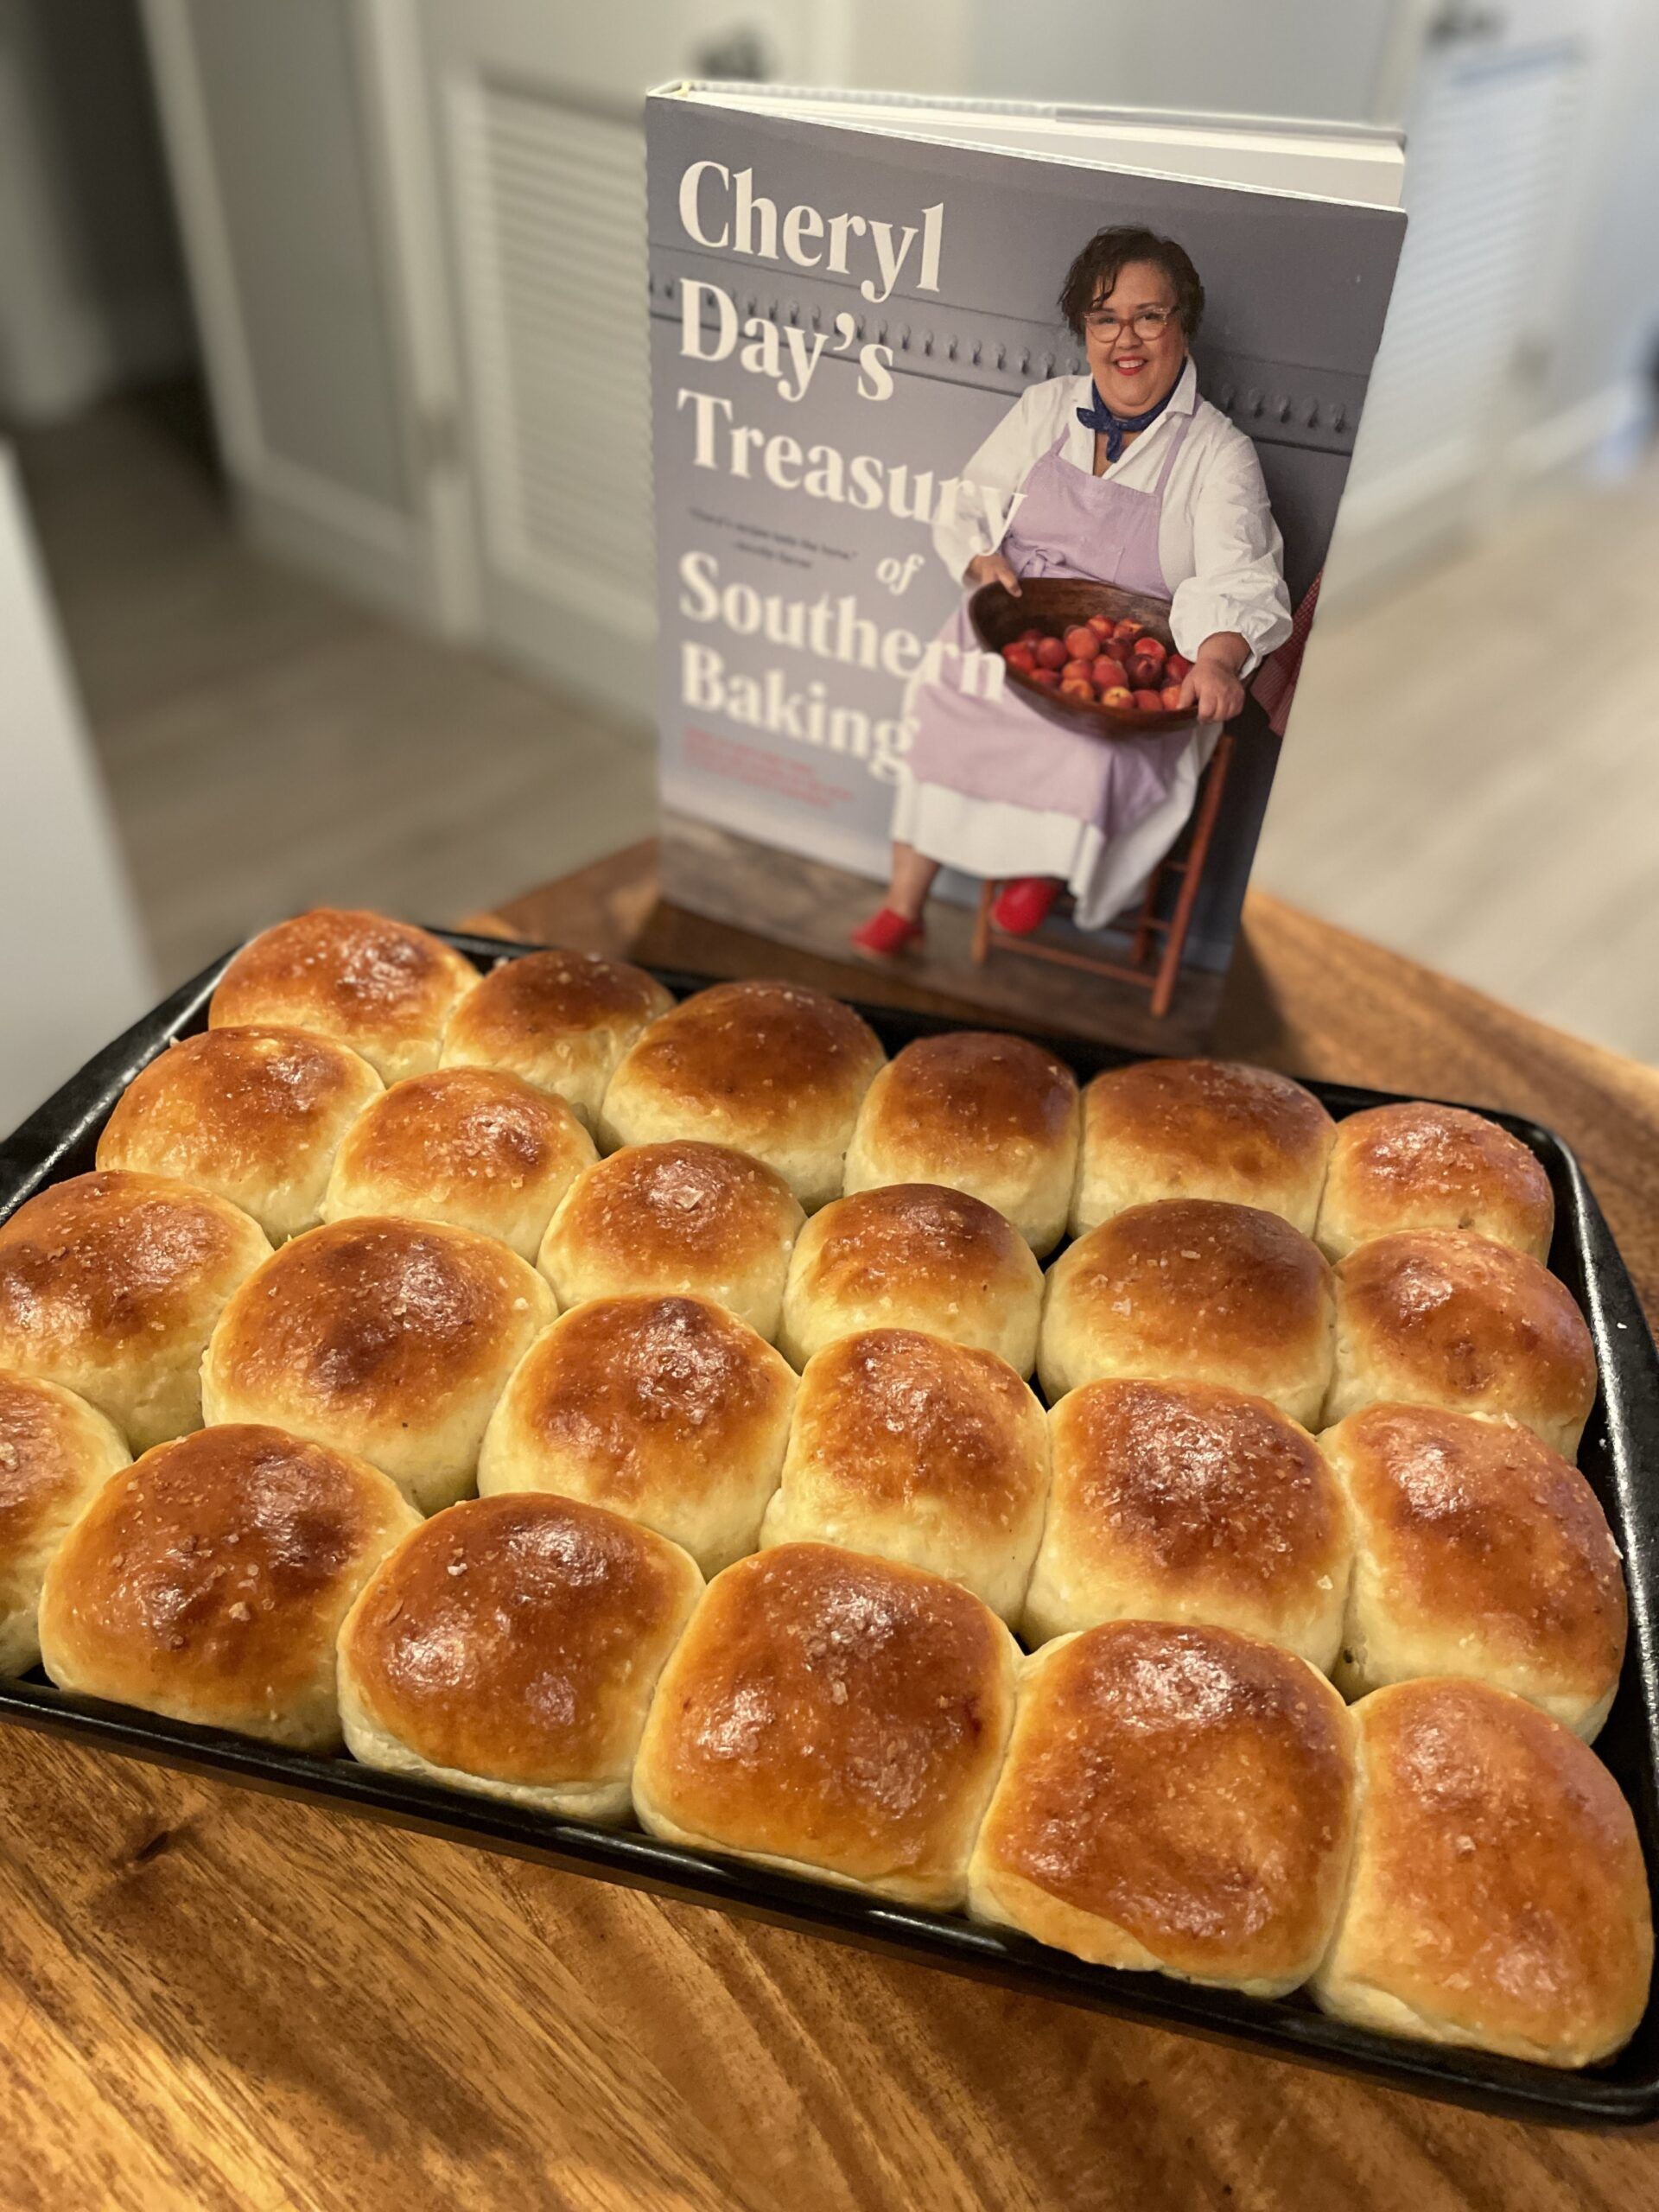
left=970, top=728, right=1235, bottom=1020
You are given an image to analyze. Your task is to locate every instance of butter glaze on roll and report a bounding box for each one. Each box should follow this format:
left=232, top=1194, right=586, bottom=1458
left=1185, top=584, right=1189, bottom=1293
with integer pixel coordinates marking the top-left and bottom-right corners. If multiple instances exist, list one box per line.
left=969, top=1620, right=1357, bottom=1997
left=597, top=980, right=886, bottom=1211
left=0, top=1171, right=272, bottom=1452
left=440, top=948, right=674, bottom=1129
left=1071, top=1058, right=1335, bottom=1239
left=209, top=908, right=479, bottom=1084
left=779, top=1182, right=1045, bottom=1376
left=1039, top=1198, right=1333, bottom=1423
left=1026, top=1377, right=1351, bottom=1668
left=1311, top=1679, right=1652, bottom=2067
left=338, top=1491, right=702, bottom=1821
left=97, top=1026, right=384, bottom=1244
left=1322, top=1402, right=1625, bottom=1737
left=761, top=1328, right=1050, bottom=1622
left=843, top=1031, right=1080, bottom=1255
left=0, top=1371, right=130, bottom=1675
left=321, top=1065, right=597, bottom=1261
left=200, top=1217, right=555, bottom=1514
left=1326, top=1230, right=1596, bottom=1457
left=39, top=1422, right=418, bottom=1750
left=633, top=1542, right=1019, bottom=1910
left=1315, top=1101, right=1554, bottom=1262
left=478, top=1293, right=796, bottom=1575
left=538, top=1140, right=804, bottom=1341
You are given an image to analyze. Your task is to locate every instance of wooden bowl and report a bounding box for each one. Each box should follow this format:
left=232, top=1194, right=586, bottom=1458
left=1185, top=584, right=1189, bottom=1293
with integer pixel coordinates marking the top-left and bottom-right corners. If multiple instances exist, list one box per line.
left=967, top=576, right=1198, bottom=738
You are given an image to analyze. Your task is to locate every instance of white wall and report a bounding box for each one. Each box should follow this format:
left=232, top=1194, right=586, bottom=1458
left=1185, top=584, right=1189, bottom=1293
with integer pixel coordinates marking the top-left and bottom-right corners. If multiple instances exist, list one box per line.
left=0, top=0, right=194, bottom=422
left=0, top=447, right=155, bottom=1130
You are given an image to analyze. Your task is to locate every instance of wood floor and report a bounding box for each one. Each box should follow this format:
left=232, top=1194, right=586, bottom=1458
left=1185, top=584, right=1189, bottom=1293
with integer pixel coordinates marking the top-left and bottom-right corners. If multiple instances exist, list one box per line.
left=13, top=385, right=1659, bottom=1065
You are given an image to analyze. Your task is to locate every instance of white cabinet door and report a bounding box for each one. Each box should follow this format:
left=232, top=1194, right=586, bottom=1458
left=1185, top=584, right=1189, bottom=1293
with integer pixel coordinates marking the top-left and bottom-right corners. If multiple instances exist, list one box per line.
left=414, top=0, right=827, bottom=722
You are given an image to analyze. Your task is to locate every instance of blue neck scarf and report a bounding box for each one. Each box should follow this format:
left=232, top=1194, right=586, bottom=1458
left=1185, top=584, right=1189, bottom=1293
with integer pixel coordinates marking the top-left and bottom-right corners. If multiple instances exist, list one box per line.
left=1077, top=372, right=1181, bottom=463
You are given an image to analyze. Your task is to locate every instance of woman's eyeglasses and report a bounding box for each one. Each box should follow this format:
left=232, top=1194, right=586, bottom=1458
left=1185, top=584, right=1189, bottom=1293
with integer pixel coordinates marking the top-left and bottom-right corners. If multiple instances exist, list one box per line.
left=1084, top=308, right=1176, bottom=340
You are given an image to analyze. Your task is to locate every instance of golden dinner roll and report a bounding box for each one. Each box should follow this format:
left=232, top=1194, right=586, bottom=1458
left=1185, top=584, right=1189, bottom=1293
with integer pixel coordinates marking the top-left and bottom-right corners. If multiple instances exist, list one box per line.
left=209, top=908, right=479, bottom=1084
left=440, top=947, right=674, bottom=1128
left=1038, top=1198, right=1334, bottom=1424
left=842, top=1031, right=1080, bottom=1255
left=97, top=1026, right=384, bottom=1243
left=969, top=1621, right=1357, bottom=1997
left=633, top=1542, right=1019, bottom=1909
left=38, top=1423, right=418, bottom=1750
left=779, top=1183, right=1044, bottom=1376
left=1315, top=1101, right=1554, bottom=1262
left=338, top=1492, right=702, bottom=1821
left=478, top=1294, right=795, bottom=1575
left=760, top=1329, right=1049, bottom=1623
left=597, top=980, right=886, bottom=1211
left=1071, top=1058, right=1336, bottom=1239
left=321, top=1065, right=597, bottom=1262
left=1326, top=1230, right=1596, bottom=1457
left=200, top=1217, right=555, bottom=1514
left=1322, top=1403, right=1626, bottom=1738
left=537, top=1140, right=804, bottom=1341
left=1025, top=1378, right=1351, bottom=1668
left=0, top=1171, right=272, bottom=1452
left=0, top=1371, right=130, bottom=1675
left=1310, top=1680, right=1652, bottom=2066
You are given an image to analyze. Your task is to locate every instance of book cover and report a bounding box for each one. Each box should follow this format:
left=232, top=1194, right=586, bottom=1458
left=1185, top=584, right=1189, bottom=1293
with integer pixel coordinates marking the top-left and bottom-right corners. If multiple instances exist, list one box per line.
left=646, top=88, right=1405, bottom=1048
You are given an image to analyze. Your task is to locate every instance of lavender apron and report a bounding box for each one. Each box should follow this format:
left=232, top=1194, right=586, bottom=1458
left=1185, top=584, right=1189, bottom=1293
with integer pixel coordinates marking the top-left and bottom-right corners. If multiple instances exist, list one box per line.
left=905, top=415, right=1196, bottom=834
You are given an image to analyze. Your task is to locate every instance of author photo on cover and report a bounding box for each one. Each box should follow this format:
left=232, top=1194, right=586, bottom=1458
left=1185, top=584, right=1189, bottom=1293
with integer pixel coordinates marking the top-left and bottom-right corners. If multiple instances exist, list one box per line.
left=853, top=224, right=1293, bottom=957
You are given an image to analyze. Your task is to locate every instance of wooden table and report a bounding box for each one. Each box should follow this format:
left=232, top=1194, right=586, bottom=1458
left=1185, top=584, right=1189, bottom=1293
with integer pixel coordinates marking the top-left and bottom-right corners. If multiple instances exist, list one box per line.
left=3, top=846, right=1657, bottom=2210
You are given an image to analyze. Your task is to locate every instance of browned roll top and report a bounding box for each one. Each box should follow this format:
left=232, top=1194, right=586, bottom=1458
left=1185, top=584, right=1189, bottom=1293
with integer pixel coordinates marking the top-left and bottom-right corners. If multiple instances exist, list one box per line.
left=1319, top=1101, right=1554, bottom=1258
left=607, top=980, right=884, bottom=1143
left=791, top=1328, right=1039, bottom=1527
left=550, top=1141, right=798, bottom=1277
left=1335, top=1231, right=1595, bottom=1433
left=207, top=1217, right=538, bottom=1426
left=342, top=1492, right=696, bottom=1787
left=99, top=1027, right=376, bottom=1178
left=642, top=1543, right=1012, bottom=1880
left=0, top=1171, right=260, bottom=1354
left=445, top=947, right=670, bottom=1052
left=982, top=1621, right=1355, bottom=1979
left=1052, top=1377, right=1343, bottom=1602
left=1080, top=1059, right=1333, bottom=1205
left=41, top=1424, right=408, bottom=1702
left=864, top=1030, right=1077, bottom=1154
left=208, top=908, right=476, bottom=1068
left=801, top=1182, right=1032, bottom=1306
left=332, top=1066, right=578, bottom=1194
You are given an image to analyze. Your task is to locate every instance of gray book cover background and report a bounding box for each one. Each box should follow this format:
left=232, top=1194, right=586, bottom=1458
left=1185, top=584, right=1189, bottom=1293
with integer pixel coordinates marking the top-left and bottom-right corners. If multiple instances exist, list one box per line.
left=647, top=92, right=1405, bottom=1046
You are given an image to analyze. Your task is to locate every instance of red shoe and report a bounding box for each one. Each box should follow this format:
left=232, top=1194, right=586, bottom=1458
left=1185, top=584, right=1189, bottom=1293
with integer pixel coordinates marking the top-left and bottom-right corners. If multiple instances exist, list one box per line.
left=850, top=906, right=925, bottom=958
left=990, top=877, right=1062, bottom=935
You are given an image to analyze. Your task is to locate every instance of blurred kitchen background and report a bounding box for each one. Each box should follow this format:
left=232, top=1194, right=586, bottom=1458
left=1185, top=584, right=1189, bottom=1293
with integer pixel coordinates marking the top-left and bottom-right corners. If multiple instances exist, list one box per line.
left=3, top=0, right=1658, bottom=1127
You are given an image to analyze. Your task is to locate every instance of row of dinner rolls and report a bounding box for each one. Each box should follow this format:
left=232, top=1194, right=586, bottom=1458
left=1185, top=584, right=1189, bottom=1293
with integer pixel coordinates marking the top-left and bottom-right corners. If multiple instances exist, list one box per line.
left=113, top=909, right=1558, bottom=1262
left=0, top=1280, right=1624, bottom=1745
left=16, top=1420, right=1649, bottom=2068
left=0, top=1160, right=1596, bottom=1514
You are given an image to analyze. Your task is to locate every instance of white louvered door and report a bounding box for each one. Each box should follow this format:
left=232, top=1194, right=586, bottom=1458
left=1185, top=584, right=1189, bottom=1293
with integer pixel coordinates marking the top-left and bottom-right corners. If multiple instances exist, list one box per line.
left=416, top=1, right=823, bottom=722
left=1335, top=0, right=1599, bottom=579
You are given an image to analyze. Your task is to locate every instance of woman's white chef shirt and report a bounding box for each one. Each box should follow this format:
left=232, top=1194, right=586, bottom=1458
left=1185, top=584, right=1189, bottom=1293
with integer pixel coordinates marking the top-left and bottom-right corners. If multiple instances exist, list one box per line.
left=896, top=357, right=1294, bottom=930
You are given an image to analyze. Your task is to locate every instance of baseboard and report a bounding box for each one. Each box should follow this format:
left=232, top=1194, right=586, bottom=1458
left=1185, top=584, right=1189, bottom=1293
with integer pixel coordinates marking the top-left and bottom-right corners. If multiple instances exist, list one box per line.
left=236, top=474, right=450, bottom=635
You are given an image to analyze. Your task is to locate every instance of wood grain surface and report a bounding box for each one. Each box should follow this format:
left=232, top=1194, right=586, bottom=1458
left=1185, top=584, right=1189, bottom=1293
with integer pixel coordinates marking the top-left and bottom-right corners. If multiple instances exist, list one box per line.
left=3, top=843, right=1657, bottom=2209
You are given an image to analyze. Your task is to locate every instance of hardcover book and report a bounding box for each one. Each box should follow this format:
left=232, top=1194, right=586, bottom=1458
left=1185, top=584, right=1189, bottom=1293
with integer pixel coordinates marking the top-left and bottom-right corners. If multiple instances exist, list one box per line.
left=646, top=83, right=1407, bottom=1048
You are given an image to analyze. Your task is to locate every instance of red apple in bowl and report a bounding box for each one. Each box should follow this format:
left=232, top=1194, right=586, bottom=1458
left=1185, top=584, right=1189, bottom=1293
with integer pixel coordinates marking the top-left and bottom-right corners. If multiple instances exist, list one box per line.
left=1060, top=678, right=1095, bottom=702
left=1132, top=637, right=1166, bottom=671
left=1064, top=624, right=1099, bottom=663
left=1087, top=613, right=1116, bottom=641
left=1029, top=668, right=1061, bottom=690
left=1160, top=683, right=1185, bottom=710
left=1134, top=689, right=1166, bottom=710
left=1091, top=655, right=1128, bottom=689
left=1062, top=658, right=1096, bottom=684
left=1020, top=627, right=1046, bottom=646
left=1003, top=643, right=1037, bottom=673
left=1114, top=619, right=1147, bottom=648
left=1128, top=656, right=1163, bottom=690
left=1165, top=652, right=1192, bottom=681
left=1033, top=636, right=1069, bottom=670
left=1100, top=685, right=1134, bottom=709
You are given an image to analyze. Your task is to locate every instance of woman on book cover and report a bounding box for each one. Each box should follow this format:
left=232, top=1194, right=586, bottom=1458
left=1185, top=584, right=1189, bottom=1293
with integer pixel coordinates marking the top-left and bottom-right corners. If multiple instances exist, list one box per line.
left=852, top=225, right=1292, bottom=956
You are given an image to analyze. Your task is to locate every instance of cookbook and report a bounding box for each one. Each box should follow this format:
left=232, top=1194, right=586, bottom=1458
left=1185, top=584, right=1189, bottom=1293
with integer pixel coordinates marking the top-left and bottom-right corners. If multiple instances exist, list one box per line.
left=646, top=83, right=1407, bottom=1049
